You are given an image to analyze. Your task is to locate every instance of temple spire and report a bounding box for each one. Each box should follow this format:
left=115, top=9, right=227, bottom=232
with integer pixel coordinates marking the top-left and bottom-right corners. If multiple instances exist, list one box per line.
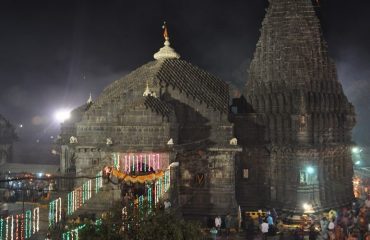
left=87, top=92, right=93, bottom=104
left=143, top=82, right=151, bottom=97
left=153, top=22, right=180, bottom=60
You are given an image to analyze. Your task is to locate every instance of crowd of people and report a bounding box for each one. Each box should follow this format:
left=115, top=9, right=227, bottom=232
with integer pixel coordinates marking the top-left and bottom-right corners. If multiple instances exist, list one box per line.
left=208, top=198, right=370, bottom=240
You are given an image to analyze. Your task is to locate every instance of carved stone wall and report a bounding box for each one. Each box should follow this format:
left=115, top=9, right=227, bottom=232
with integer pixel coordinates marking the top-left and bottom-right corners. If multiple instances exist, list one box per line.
left=178, top=149, right=238, bottom=220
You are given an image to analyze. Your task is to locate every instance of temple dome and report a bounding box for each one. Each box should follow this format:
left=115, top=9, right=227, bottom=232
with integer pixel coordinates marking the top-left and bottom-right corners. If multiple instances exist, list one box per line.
left=90, top=58, right=229, bottom=114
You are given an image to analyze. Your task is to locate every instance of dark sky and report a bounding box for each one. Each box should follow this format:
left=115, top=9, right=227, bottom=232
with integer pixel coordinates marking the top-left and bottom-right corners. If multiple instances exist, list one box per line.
left=0, top=0, right=369, bottom=164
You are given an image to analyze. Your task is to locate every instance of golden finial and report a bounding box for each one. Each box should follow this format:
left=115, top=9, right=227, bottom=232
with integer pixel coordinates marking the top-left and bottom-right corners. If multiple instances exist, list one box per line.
left=162, top=21, right=169, bottom=40
left=153, top=21, right=180, bottom=60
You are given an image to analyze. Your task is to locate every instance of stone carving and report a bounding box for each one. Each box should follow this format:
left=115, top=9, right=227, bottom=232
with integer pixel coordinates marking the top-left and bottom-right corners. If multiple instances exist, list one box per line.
left=106, top=138, right=113, bottom=145
left=69, top=136, right=78, bottom=144
left=230, top=138, right=238, bottom=145
left=167, top=138, right=174, bottom=145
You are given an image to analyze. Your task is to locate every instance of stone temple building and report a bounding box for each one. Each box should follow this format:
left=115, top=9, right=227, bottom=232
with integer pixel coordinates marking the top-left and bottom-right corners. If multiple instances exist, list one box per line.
left=232, top=0, right=356, bottom=212
left=59, top=28, right=240, bottom=219
left=58, top=0, right=356, bottom=218
left=0, top=114, right=17, bottom=165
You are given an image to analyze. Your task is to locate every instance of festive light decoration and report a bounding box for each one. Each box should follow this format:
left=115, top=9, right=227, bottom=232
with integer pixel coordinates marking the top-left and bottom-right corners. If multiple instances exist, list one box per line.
left=0, top=211, right=38, bottom=240
left=25, top=210, right=31, bottom=238
left=95, top=171, right=103, bottom=193
left=0, top=218, right=3, bottom=240
left=138, top=195, right=144, bottom=216
left=113, top=153, right=119, bottom=169
left=6, top=216, right=9, bottom=240
left=164, top=170, right=170, bottom=192
left=11, top=215, right=14, bottom=240
left=49, top=197, right=62, bottom=227
left=110, top=169, right=164, bottom=183
left=62, top=224, right=86, bottom=240
left=147, top=185, right=152, bottom=210
left=20, top=214, right=24, bottom=240
left=67, top=178, right=100, bottom=216
left=33, top=207, right=40, bottom=234
left=15, top=214, right=19, bottom=240
left=115, top=152, right=165, bottom=173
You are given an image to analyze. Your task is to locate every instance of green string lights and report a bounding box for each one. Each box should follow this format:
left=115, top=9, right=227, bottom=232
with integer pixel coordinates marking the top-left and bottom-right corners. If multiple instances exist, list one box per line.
left=0, top=218, right=3, bottom=240
left=25, top=210, right=32, bottom=238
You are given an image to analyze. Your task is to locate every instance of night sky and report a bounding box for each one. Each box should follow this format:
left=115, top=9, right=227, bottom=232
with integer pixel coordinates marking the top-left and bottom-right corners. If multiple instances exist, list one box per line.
left=0, top=0, right=369, bottom=164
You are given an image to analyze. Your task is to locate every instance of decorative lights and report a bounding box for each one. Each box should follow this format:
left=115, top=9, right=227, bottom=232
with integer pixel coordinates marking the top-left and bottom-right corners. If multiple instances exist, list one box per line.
left=33, top=207, right=39, bottom=233
left=25, top=210, right=32, bottom=238
left=118, top=153, right=163, bottom=173
left=0, top=218, right=3, bottom=240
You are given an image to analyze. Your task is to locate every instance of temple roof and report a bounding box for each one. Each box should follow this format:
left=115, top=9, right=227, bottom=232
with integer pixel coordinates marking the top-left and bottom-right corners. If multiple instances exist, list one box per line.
left=92, top=58, right=229, bottom=113
left=247, top=0, right=336, bottom=89
left=143, top=96, right=173, bottom=118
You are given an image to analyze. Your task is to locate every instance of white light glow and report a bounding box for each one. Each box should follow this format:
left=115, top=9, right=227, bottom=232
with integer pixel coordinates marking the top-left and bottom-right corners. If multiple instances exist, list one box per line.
left=303, top=203, right=314, bottom=213
left=54, top=109, right=71, bottom=123
left=307, top=166, right=315, bottom=174
left=352, top=147, right=363, bottom=154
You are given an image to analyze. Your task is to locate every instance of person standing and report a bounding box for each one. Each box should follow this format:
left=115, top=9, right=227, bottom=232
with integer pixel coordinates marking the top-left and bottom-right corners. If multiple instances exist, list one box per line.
left=215, top=215, right=222, bottom=232
left=320, top=217, right=329, bottom=240
left=260, top=219, right=269, bottom=240
left=267, top=214, right=274, bottom=226
left=164, top=199, right=171, bottom=212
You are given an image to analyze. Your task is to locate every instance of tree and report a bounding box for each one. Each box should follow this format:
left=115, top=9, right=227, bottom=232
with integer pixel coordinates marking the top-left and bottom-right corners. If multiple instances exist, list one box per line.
left=79, top=201, right=203, bottom=240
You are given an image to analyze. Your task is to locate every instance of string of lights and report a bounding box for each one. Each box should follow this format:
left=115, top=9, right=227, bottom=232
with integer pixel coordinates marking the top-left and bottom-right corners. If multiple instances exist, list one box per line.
left=0, top=207, right=39, bottom=240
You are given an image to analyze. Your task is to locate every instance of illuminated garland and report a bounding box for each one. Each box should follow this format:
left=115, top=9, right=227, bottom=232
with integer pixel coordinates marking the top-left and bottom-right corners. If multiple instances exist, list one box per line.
left=67, top=178, right=97, bottom=216
left=164, top=170, right=170, bottom=192
left=33, top=207, right=40, bottom=234
left=49, top=197, right=62, bottom=226
left=62, top=224, right=86, bottom=240
left=0, top=218, right=3, bottom=240
left=82, top=183, right=86, bottom=205
left=67, top=192, right=72, bottom=215
left=95, top=171, right=103, bottom=193
left=25, top=210, right=31, bottom=238
left=20, top=214, right=24, bottom=240
left=15, top=214, right=19, bottom=240
left=4, top=219, right=8, bottom=239
left=110, top=169, right=164, bottom=183
left=11, top=215, right=13, bottom=240
left=120, top=153, right=163, bottom=173
left=0, top=209, right=40, bottom=240
left=138, top=195, right=144, bottom=216
left=113, top=153, right=119, bottom=169
left=147, top=185, right=152, bottom=210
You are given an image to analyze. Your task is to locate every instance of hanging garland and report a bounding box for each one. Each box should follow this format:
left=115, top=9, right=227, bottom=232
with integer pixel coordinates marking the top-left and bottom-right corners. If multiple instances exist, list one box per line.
left=109, top=168, right=164, bottom=183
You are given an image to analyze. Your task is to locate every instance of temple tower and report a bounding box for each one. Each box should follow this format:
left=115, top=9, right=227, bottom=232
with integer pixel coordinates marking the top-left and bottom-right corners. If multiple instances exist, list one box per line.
left=239, top=0, right=356, bottom=212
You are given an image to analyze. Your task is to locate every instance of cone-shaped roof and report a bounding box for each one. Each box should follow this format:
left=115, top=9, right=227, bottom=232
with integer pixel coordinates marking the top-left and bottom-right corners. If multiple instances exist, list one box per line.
left=246, top=0, right=338, bottom=90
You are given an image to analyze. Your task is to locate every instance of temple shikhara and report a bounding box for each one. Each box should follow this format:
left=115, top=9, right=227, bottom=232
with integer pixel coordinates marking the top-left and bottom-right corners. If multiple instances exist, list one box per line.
left=233, top=0, right=356, bottom=212
left=57, top=0, right=356, bottom=220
